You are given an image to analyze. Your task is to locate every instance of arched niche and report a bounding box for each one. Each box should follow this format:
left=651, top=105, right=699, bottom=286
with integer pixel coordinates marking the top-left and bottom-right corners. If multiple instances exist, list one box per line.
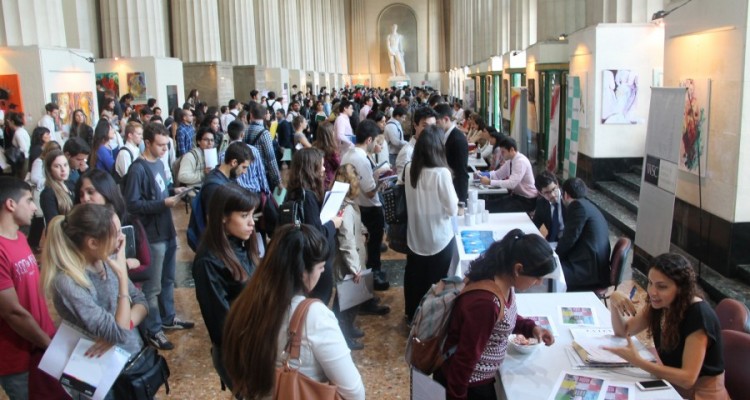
left=378, top=4, right=417, bottom=75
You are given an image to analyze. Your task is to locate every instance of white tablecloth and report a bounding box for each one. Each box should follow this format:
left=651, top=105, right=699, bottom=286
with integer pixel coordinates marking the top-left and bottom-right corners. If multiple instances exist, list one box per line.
left=450, top=212, right=566, bottom=293
left=497, top=292, right=683, bottom=400
left=468, top=156, right=488, bottom=169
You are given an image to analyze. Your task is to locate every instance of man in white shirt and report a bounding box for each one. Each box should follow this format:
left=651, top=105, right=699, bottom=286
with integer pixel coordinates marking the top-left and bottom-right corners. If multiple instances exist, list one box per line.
left=37, top=103, right=63, bottom=144
left=265, top=92, right=282, bottom=114
left=114, top=121, right=143, bottom=181
left=220, top=99, right=239, bottom=132
left=395, top=107, right=437, bottom=182
left=479, top=137, right=538, bottom=212
left=341, top=120, right=390, bottom=292
left=359, top=96, right=373, bottom=122
left=334, top=99, right=355, bottom=153
left=286, top=101, right=300, bottom=122
left=385, top=106, right=409, bottom=166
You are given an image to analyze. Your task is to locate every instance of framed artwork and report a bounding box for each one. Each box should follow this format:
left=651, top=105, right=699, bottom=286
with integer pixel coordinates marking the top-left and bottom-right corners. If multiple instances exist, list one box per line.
left=600, top=69, right=639, bottom=124
left=0, top=74, right=24, bottom=114
left=166, top=85, right=178, bottom=114
left=127, top=72, right=147, bottom=101
left=503, top=78, right=509, bottom=109
left=679, top=78, right=711, bottom=176
left=50, top=92, right=94, bottom=126
left=528, top=78, right=536, bottom=104
left=96, top=72, right=120, bottom=99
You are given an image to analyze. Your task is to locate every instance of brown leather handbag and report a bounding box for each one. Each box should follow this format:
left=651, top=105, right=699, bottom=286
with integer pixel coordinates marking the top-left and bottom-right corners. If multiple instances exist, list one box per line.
left=274, top=298, right=343, bottom=400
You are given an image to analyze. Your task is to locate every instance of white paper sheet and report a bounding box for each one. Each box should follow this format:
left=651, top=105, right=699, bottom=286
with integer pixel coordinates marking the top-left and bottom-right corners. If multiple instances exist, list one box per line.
left=597, top=383, right=635, bottom=400
left=319, top=182, right=349, bottom=224
left=39, top=322, right=130, bottom=400
left=204, top=148, right=218, bottom=169
left=411, top=368, right=446, bottom=400
left=336, top=269, right=373, bottom=311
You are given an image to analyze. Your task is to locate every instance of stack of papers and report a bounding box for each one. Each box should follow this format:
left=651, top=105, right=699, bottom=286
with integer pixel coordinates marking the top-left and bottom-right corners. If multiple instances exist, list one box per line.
left=569, top=327, right=656, bottom=367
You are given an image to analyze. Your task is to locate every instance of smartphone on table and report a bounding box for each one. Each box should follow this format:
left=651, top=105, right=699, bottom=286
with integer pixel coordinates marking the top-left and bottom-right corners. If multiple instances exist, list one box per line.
left=636, top=379, right=672, bottom=391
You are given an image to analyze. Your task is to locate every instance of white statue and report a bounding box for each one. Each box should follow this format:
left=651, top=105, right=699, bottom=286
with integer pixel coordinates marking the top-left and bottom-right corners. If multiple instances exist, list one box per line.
left=387, top=24, right=406, bottom=77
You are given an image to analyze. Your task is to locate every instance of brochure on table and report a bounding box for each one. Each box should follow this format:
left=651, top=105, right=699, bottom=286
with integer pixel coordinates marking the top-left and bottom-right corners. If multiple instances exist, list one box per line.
left=39, top=321, right=130, bottom=400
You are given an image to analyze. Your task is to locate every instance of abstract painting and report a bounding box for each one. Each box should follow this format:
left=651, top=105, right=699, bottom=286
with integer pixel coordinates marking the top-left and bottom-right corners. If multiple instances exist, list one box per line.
left=127, top=72, right=147, bottom=101
left=679, top=78, right=710, bottom=176
left=502, top=78, right=509, bottom=109
left=0, top=74, right=24, bottom=114
left=50, top=92, right=95, bottom=127
left=96, top=72, right=120, bottom=99
left=601, top=69, right=639, bottom=124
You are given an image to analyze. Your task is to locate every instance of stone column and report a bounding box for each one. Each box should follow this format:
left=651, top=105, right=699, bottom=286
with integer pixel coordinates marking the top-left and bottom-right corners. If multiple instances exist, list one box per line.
left=219, top=0, right=258, bottom=66
left=320, top=0, right=336, bottom=73
left=509, top=0, right=537, bottom=50
left=298, top=0, right=315, bottom=72
left=331, top=0, right=347, bottom=75
left=279, top=0, right=301, bottom=70
left=0, top=0, right=66, bottom=47
left=171, top=0, right=222, bottom=62
left=255, top=0, right=282, bottom=68
left=62, top=0, right=99, bottom=55
left=586, top=0, right=664, bottom=24
left=311, top=0, right=326, bottom=73
left=100, top=0, right=167, bottom=58
left=349, top=0, right=369, bottom=76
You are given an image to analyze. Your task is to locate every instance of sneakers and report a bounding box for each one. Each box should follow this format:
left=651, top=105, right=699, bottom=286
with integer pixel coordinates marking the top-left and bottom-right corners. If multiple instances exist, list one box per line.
left=148, top=331, right=174, bottom=350
left=162, top=317, right=195, bottom=330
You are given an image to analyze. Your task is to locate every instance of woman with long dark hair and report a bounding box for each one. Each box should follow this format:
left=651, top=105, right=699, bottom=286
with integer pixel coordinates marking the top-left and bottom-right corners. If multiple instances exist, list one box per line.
left=286, top=147, right=342, bottom=304
left=192, top=183, right=260, bottom=391
left=403, top=124, right=458, bottom=322
left=76, top=169, right=151, bottom=286
left=28, top=126, right=51, bottom=169
left=39, top=149, right=74, bottom=224
left=312, top=121, right=341, bottom=188
left=69, top=109, right=93, bottom=146
left=605, top=253, right=730, bottom=399
left=222, top=224, right=365, bottom=400
left=436, top=229, right=556, bottom=399
left=90, top=119, right=117, bottom=173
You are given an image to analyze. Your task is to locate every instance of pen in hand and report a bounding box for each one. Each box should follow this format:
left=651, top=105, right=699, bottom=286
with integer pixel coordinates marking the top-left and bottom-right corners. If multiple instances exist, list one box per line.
left=629, top=286, right=637, bottom=300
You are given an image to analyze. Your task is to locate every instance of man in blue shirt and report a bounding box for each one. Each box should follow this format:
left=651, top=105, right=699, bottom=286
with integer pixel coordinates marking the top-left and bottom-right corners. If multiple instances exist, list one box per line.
left=175, top=108, right=196, bottom=157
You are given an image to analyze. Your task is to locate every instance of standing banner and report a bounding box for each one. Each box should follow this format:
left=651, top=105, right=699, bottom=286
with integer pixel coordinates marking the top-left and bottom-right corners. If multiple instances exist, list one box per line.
left=634, top=88, right=685, bottom=257
left=546, top=85, right=561, bottom=172
left=510, top=88, right=530, bottom=156
left=563, top=76, right=581, bottom=178
left=464, top=79, right=476, bottom=111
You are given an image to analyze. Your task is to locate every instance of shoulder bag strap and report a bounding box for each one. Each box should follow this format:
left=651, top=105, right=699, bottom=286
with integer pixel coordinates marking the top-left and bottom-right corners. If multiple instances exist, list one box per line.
left=285, top=298, right=320, bottom=360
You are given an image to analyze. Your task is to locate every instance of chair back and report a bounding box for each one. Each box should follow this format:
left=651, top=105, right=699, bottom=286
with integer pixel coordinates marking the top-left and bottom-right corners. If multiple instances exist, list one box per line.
left=608, top=237, right=632, bottom=288
left=716, top=298, right=750, bottom=334
left=721, top=329, right=750, bottom=399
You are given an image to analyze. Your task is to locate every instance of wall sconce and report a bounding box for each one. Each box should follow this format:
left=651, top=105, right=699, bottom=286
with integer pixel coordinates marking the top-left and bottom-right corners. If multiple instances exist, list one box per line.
left=511, top=50, right=520, bottom=56
left=69, top=49, right=95, bottom=63
left=651, top=0, right=694, bottom=25
left=558, top=33, right=568, bottom=41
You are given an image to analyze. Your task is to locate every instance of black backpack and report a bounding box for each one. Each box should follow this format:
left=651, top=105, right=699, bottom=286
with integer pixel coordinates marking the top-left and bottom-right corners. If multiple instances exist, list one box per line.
left=277, top=189, right=305, bottom=227
left=112, top=146, right=134, bottom=185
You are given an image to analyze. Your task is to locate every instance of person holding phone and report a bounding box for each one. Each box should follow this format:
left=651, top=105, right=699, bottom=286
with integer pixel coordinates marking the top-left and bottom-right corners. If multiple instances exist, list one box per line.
left=76, top=169, right=151, bottom=287
left=604, top=253, right=729, bottom=400
left=41, top=203, right=150, bottom=399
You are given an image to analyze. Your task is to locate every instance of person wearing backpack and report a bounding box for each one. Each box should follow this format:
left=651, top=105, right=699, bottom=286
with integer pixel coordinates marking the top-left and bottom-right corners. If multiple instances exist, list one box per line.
left=434, top=229, right=556, bottom=400
left=177, top=127, right=213, bottom=188
left=114, top=122, right=143, bottom=184
left=244, top=103, right=281, bottom=192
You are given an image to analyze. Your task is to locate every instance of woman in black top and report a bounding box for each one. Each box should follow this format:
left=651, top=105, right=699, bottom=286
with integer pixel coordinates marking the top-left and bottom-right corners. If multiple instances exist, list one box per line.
left=28, top=126, right=51, bottom=169
left=286, top=148, right=342, bottom=304
left=39, top=149, right=74, bottom=224
left=192, top=183, right=260, bottom=391
left=605, top=253, right=729, bottom=399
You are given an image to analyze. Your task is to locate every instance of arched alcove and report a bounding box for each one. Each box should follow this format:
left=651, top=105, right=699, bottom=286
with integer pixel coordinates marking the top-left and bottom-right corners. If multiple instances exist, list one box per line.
left=378, top=4, right=417, bottom=75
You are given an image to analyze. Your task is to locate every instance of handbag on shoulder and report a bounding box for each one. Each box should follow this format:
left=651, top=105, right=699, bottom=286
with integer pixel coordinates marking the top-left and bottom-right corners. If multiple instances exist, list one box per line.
left=274, top=298, right=342, bottom=400
left=112, top=344, right=170, bottom=400
left=381, top=163, right=408, bottom=225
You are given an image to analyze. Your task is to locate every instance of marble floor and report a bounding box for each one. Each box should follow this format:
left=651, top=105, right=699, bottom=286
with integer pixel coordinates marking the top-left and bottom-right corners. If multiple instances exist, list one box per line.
left=0, top=207, right=646, bottom=400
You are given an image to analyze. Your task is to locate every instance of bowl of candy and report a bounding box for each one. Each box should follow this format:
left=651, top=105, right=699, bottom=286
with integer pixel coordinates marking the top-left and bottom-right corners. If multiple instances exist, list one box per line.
left=508, top=334, right=540, bottom=355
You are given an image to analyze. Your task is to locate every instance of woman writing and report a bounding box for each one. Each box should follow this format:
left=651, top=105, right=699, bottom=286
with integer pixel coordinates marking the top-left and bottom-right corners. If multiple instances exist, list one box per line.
left=41, top=204, right=150, bottom=399
left=604, top=253, right=730, bottom=400
left=192, top=183, right=260, bottom=391
left=39, top=149, right=74, bottom=224
left=76, top=169, right=151, bottom=287
left=286, top=148, right=342, bottom=304
left=403, top=125, right=458, bottom=322
left=436, top=230, right=556, bottom=400
left=223, top=224, right=365, bottom=400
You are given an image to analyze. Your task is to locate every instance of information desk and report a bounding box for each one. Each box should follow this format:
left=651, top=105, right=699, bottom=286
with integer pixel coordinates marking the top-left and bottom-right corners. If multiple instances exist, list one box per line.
left=497, top=292, right=682, bottom=400
left=451, top=213, right=566, bottom=293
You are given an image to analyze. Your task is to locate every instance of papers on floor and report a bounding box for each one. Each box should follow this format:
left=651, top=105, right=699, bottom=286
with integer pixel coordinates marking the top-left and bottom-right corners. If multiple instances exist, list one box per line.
left=204, top=148, right=218, bottom=169
left=546, top=371, right=635, bottom=400
left=320, top=181, right=349, bottom=224
left=336, top=269, right=373, bottom=311
left=569, top=327, right=656, bottom=366
left=411, top=368, right=445, bottom=400
left=39, top=321, right=130, bottom=400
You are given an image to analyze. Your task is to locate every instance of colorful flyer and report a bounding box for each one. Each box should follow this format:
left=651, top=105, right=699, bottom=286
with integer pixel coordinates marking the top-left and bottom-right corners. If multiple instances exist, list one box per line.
left=597, top=383, right=635, bottom=400
left=524, top=315, right=558, bottom=336
left=547, top=371, right=606, bottom=400
left=460, top=230, right=495, bottom=254
left=559, top=306, right=598, bottom=325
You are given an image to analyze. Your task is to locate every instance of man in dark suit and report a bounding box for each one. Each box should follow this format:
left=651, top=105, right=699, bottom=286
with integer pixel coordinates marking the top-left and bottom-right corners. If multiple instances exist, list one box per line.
left=556, top=178, right=611, bottom=292
left=532, top=170, right=565, bottom=242
left=434, top=103, right=468, bottom=203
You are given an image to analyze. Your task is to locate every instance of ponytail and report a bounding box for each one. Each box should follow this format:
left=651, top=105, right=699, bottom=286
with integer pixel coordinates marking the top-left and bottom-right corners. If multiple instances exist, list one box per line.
left=466, top=229, right=555, bottom=281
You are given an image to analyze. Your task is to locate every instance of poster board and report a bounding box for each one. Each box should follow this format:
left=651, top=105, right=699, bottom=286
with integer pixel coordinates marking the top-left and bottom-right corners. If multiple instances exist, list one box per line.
left=563, top=76, right=581, bottom=178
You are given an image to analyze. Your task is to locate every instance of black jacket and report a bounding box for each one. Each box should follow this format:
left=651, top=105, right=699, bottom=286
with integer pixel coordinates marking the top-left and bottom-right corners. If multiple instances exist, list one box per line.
left=444, top=126, right=469, bottom=203
left=192, top=238, right=254, bottom=345
left=556, top=198, right=611, bottom=290
left=123, top=158, right=175, bottom=242
left=532, top=197, right=565, bottom=242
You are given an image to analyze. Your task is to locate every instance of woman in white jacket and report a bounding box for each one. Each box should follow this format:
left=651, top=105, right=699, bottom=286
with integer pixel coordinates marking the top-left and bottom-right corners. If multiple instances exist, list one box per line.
left=404, top=124, right=458, bottom=323
left=223, top=224, right=366, bottom=400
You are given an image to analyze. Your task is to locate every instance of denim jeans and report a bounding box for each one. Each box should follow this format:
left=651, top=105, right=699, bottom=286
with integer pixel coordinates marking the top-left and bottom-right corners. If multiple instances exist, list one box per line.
left=0, top=372, right=28, bottom=400
left=142, top=237, right=177, bottom=334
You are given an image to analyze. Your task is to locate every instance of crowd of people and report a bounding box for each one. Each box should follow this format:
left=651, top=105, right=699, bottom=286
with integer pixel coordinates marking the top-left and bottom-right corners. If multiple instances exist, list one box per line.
left=0, top=85, right=729, bottom=400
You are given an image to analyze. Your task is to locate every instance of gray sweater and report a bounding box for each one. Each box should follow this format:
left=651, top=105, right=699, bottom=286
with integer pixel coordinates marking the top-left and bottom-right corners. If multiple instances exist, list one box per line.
left=52, top=264, right=147, bottom=358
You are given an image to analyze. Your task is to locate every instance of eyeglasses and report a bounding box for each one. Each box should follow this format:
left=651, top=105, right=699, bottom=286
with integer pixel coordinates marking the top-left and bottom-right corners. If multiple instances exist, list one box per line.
left=201, top=138, right=215, bottom=143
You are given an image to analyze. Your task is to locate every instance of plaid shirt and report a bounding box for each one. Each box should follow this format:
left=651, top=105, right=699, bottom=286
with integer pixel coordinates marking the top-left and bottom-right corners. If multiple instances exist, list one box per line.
left=244, top=121, right=280, bottom=189
left=220, top=143, right=269, bottom=194
left=176, top=123, right=195, bottom=157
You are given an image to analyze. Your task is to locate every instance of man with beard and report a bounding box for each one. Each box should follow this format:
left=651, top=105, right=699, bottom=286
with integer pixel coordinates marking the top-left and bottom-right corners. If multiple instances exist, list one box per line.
left=200, top=141, right=253, bottom=214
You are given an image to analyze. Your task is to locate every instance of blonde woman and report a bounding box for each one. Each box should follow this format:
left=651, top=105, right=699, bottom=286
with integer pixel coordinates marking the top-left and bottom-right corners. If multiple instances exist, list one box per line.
left=39, top=149, right=74, bottom=224
left=27, top=141, right=61, bottom=248
left=41, top=204, right=150, bottom=399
